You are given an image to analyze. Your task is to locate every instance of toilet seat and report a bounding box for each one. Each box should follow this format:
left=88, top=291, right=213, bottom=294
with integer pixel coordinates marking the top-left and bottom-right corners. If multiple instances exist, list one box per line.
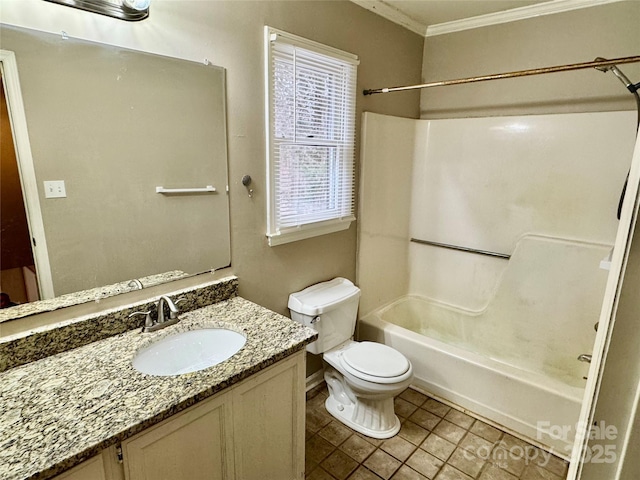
left=339, top=342, right=412, bottom=384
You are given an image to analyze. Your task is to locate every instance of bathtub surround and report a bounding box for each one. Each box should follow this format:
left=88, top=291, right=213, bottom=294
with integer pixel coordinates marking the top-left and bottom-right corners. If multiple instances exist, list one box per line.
left=0, top=295, right=317, bottom=480
left=359, top=111, right=635, bottom=315
left=357, top=110, right=634, bottom=318
left=0, top=276, right=238, bottom=371
left=357, top=110, right=636, bottom=454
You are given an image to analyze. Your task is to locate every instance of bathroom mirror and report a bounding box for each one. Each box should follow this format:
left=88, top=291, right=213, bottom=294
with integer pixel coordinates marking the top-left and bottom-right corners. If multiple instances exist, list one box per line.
left=0, top=25, right=231, bottom=321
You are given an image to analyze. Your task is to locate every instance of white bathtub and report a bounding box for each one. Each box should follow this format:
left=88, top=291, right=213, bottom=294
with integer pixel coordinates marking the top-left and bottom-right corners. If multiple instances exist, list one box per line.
left=358, top=295, right=585, bottom=457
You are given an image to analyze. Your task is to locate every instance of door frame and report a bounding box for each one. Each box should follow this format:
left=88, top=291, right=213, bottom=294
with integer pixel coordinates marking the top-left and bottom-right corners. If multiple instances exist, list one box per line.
left=1, top=50, right=54, bottom=299
left=568, top=131, right=640, bottom=478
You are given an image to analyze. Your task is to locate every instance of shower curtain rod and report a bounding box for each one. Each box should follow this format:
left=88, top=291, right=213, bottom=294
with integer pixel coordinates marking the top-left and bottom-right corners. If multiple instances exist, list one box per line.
left=363, top=55, right=640, bottom=95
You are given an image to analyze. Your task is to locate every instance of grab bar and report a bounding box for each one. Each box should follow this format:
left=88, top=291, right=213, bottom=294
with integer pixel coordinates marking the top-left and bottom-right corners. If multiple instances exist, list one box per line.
left=410, top=238, right=511, bottom=259
left=156, top=185, right=216, bottom=194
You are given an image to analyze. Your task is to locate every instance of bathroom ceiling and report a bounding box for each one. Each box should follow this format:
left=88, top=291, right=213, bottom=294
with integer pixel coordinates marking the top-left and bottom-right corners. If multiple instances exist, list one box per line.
left=352, top=0, right=553, bottom=35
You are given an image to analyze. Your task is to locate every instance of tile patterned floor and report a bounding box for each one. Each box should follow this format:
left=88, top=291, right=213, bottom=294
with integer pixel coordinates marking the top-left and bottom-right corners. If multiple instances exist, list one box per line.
left=305, top=384, right=569, bottom=480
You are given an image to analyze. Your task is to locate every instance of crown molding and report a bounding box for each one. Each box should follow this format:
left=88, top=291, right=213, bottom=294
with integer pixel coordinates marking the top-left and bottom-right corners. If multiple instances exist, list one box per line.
left=350, top=0, right=427, bottom=37
left=426, top=0, right=625, bottom=37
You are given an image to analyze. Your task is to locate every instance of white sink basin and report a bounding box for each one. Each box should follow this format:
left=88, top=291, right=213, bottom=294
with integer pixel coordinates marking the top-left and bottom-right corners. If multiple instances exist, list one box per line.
left=132, top=328, right=246, bottom=376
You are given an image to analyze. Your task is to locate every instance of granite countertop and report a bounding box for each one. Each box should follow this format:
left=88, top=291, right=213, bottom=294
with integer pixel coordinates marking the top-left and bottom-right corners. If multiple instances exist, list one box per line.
left=0, top=270, right=188, bottom=322
left=0, top=296, right=317, bottom=480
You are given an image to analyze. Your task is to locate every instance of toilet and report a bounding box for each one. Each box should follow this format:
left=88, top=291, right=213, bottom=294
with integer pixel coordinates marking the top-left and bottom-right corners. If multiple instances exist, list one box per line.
left=289, top=278, right=413, bottom=439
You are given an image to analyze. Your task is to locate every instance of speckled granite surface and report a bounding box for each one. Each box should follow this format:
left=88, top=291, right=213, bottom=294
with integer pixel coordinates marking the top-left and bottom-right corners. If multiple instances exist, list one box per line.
left=0, top=276, right=238, bottom=372
left=0, top=296, right=317, bottom=480
left=0, top=271, right=189, bottom=322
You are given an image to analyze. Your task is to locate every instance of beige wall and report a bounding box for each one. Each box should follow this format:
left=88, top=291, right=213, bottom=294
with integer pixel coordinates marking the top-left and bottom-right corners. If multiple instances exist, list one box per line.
left=0, top=1, right=423, bottom=372
left=421, top=1, right=640, bottom=118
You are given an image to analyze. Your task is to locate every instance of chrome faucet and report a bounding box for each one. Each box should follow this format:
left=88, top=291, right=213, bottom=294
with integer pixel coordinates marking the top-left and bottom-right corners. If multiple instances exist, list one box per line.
left=130, top=295, right=183, bottom=333
left=157, top=295, right=180, bottom=324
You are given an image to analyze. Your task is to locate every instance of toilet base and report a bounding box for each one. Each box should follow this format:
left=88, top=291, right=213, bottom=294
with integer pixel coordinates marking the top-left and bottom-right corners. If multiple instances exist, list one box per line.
left=324, top=368, right=402, bottom=439
left=325, top=395, right=401, bottom=439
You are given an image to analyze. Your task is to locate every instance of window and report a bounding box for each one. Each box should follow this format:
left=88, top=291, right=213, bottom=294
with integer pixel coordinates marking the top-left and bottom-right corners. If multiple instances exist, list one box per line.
left=264, top=26, right=359, bottom=246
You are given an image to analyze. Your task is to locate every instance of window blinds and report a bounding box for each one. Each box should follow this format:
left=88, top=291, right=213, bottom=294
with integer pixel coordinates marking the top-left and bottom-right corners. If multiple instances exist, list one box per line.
left=265, top=27, right=358, bottom=245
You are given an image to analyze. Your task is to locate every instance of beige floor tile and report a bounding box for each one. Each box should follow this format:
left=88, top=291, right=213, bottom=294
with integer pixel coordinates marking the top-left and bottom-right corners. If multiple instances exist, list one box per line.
left=520, top=465, right=563, bottom=480
left=409, top=408, right=442, bottom=431
left=307, top=434, right=337, bottom=464
left=381, top=436, right=418, bottom=462
left=432, top=421, right=467, bottom=445
left=304, top=384, right=565, bottom=480
left=444, top=409, right=474, bottom=430
left=358, top=431, right=385, bottom=447
left=406, top=448, right=444, bottom=479
left=422, top=398, right=451, bottom=418
left=420, top=433, right=456, bottom=462
left=478, top=463, right=518, bottom=480
left=319, top=420, right=354, bottom=446
left=340, top=434, right=377, bottom=463
left=434, top=464, right=473, bottom=480
left=396, top=398, right=420, bottom=419
left=391, top=465, right=430, bottom=480
left=307, top=408, right=333, bottom=434
left=306, top=457, right=319, bottom=476
left=400, top=389, right=428, bottom=407
left=447, top=447, right=486, bottom=478
left=364, top=449, right=403, bottom=480
left=470, top=420, right=503, bottom=444
left=520, top=464, right=563, bottom=480
left=349, top=466, right=384, bottom=480
left=458, top=431, right=496, bottom=457
left=307, top=383, right=328, bottom=400
left=307, top=466, right=335, bottom=480
left=490, top=446, right=527, bottom=477
left=321, top=450, right=359, bottom=480
left=398, top=421, right=430, bottom=446
left=307, top=392, right=329, bottom=411
left=531, top=451, right=569, bottom=477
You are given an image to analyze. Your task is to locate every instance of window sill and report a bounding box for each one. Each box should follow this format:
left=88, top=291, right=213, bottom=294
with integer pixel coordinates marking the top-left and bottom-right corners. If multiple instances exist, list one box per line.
left=267, top=217, right=355, bottom=246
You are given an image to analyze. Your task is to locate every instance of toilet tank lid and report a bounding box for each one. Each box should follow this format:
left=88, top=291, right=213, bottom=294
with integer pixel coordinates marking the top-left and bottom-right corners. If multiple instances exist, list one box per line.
left=288, top=277, right=360, bottom=316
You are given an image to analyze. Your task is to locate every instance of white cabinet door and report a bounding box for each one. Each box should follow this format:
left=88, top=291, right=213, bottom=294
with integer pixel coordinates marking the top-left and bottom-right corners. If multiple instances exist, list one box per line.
left=232, top=351, right=305, bottom=480
left=52, top=448, right=122, bottom=480
left=122, top=391, right=234, bottom=480
left=109, top=352, right=305, bottom=480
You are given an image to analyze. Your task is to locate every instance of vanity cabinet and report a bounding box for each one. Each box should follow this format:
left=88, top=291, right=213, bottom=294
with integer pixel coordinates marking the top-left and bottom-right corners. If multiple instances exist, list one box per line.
left=122, top=392, right=234, bottom=480
left=120, top=351, right=305, bottom=480
left=51, top=453, right=108, bottom=480
left=52, top=447, right=122, bottom=480
left=231, top=349, right=305, bottom=480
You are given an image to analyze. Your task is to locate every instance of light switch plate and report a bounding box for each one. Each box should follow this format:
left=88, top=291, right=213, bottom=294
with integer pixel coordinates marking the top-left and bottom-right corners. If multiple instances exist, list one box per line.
left=44, top=180, right=67, bottom=198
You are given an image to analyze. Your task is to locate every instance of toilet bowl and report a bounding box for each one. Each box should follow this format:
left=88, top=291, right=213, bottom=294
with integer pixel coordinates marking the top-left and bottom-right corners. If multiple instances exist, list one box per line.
left=323, top=340, right=413, bottom=438
left=288, top=278, right=413, bottom=439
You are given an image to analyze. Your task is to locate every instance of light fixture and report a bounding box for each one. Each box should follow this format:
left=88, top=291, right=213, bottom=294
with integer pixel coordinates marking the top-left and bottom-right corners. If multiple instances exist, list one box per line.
left=42, top=0, right=150, bottom=22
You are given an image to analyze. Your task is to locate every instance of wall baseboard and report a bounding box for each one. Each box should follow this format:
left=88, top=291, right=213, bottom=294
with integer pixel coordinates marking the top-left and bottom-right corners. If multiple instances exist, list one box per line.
left=306, top=370, right=325, bottom=392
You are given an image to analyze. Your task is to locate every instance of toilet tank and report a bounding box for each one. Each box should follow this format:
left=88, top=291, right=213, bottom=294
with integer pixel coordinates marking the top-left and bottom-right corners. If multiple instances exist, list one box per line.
left=288, top=278, right=361, bottom=355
